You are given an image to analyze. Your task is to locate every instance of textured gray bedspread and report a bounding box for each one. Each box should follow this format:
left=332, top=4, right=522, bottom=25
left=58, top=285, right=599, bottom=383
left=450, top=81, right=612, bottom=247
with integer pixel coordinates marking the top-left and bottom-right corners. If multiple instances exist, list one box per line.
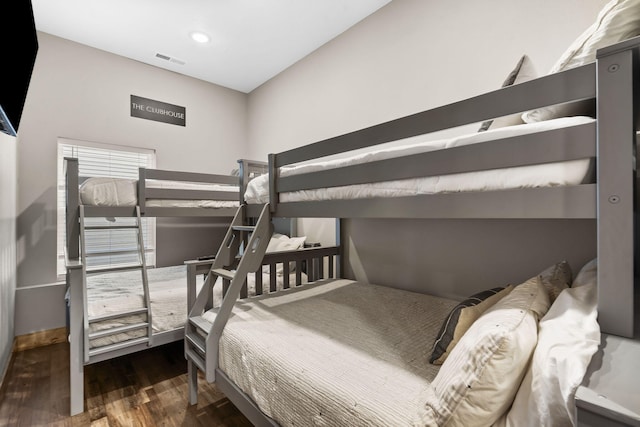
left=218, top=279, right=458, bottom=427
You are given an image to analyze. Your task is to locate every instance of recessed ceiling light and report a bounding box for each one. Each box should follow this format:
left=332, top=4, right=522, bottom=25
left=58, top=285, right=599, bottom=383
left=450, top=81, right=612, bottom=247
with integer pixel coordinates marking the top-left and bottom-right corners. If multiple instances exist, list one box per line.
left=190, top=31, right=210, bottom=44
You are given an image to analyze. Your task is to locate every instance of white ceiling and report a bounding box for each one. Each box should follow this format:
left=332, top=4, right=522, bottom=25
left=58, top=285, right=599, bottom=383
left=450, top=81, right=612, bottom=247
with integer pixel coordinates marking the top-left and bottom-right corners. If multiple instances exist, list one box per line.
left=31, top=0, right=391, bottom=93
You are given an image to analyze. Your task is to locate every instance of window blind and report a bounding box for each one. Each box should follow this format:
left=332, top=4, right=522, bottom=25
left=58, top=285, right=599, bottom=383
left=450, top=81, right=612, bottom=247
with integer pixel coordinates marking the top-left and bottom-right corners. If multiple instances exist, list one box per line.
left=57, top=139, right=156, bottom=277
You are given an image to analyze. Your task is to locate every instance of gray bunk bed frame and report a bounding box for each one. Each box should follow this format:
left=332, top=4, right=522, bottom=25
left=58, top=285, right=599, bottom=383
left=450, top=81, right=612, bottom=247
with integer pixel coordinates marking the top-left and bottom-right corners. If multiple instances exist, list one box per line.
left=64, top=158, right=268, bottom=416
left=200, top=37, right=640, bottom=427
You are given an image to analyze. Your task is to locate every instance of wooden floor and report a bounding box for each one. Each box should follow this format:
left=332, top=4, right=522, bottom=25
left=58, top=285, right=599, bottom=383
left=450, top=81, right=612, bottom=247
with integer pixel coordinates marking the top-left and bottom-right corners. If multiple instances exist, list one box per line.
left=0, top=340, right=253, bottom=426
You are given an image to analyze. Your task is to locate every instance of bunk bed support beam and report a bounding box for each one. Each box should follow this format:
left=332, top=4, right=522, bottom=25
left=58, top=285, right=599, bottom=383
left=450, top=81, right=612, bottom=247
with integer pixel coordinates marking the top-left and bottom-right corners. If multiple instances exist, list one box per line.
left=66, top=261, right=84, bottom=416
left=65, top=157, right=80, bottom=259
left=596, top=43, right=638, bottom=338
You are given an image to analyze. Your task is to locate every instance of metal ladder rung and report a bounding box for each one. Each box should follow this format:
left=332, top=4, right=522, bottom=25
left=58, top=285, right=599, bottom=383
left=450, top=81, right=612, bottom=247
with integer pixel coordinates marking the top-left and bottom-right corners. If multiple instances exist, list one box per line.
left=185, top=331, right=205, bottom=354
left=232, top=225, right=256, bottom=232
left=211, top=268, right=235, bottom=281
left=88, top=322, right=149, bottom=340
left=89, top=307, right=148, bottom=323
left=189, top=315, right=213, bottom=335
left=88, top=336, right=150, bottom=357
left=86, top=264, right=143, bottom=274
left=83, top=225, right=140, bottom=230
left=185, top=347, right=206, bottom=372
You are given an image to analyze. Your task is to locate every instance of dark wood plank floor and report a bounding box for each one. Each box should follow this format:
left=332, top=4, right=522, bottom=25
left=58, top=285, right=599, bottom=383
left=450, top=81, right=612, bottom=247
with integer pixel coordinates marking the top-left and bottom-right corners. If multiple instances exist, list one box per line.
left=0, top=340, right=253, bottom=426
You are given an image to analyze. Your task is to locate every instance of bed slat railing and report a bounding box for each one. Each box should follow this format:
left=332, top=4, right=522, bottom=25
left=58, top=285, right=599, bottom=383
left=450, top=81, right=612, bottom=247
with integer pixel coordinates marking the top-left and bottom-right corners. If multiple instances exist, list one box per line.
left=273, top=63, right=596, bottom=168
left=143, top=168, right=239, bottom=185
left=144, top=188, right=239, bottom=201
left=277, top=122, right=596, bottom=193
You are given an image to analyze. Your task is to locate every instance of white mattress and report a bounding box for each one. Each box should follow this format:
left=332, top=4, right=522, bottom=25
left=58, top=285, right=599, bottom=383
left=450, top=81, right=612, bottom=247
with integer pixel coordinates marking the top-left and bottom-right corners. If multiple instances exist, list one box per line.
left=214, top=279, right=458, bottom=427
left=86, top=265, right=304, bottom=348
left=244, top=116, right=595, bottom=204
left=86, top=265, right=198, bottom=348
left=79, top=177, right=239, bottom=208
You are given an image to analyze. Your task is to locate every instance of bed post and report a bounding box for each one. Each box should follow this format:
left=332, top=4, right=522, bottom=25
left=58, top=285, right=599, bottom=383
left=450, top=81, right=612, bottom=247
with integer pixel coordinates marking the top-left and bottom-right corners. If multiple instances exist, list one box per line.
left=67, top=262, right=84, bottom=415
left=595, top=38, right=639, bottom=338
left=268, top=153, right=278, bottom=213
left=138, top=167, right=146, bottom=215
left=65, top=158, right=79, bottom=260
left=64, top=157, right=85, bottom=415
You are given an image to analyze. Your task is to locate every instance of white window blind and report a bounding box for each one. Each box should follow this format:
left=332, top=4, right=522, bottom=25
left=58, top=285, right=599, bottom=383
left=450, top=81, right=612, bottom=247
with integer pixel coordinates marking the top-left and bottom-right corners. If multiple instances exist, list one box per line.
left=57, top=139, right=156, bottom=277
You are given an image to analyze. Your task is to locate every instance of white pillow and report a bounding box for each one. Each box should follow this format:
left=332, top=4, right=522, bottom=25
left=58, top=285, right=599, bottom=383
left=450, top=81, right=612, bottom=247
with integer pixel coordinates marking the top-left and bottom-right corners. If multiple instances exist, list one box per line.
left=416, top=274, right=551, bottom=426
left=478, top=55, right=537, bottom=131
left=522, top=0, right=640, bottom=123
left=79, top=177, right=138, bottom=206
left=500, top=258, right=600, bottom=427
left=262, top=233, right=306, bottom=274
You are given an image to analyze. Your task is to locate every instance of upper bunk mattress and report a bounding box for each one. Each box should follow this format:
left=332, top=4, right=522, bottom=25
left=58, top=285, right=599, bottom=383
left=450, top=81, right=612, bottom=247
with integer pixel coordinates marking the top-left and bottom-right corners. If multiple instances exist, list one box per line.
left=210, top=279, right=458, bottom=426
left=79, top=178, right=239, bottom=208
left=244, top=116, right=595, bottom=204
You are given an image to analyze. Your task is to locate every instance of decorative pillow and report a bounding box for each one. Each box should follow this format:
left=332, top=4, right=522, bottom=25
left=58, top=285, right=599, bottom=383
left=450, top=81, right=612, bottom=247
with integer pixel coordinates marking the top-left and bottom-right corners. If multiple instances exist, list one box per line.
left=522, top=0, right=640, bottom=123
left=538, top=260, right=572, bottom=303
left=572, top=258, right=597, bottom=288
left=501, top=258, right=600, bottom=427
left=478, top=55, right=537, bottom=132
left=416, top=273, right=551, bottom=427
left=429, top=285, right=513, bottom=365
left=262, top=233, right=306, bottom=274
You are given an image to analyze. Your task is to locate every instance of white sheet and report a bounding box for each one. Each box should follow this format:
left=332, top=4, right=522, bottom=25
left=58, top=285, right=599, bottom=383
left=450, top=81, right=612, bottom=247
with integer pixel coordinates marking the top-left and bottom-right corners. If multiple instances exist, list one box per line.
left=215, top=279, right=458, bottom=427
left=86, top=265, right=198, bottom=348
left=244, top=116, right=595, bottom=204
left=86, top=265, right=305, bottom=348
left=79, top=177, right=239, bottom=208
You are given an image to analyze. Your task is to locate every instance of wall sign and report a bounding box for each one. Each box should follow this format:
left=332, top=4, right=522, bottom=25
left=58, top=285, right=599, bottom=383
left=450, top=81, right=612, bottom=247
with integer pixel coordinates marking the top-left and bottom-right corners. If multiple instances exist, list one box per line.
left=130, top=95, right=186, bottom=126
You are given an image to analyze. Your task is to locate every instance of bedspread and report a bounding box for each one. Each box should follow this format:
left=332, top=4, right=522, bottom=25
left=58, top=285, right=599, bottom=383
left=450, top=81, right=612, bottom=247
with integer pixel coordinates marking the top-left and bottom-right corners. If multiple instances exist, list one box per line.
left=216, top=279, right=458, bottom=426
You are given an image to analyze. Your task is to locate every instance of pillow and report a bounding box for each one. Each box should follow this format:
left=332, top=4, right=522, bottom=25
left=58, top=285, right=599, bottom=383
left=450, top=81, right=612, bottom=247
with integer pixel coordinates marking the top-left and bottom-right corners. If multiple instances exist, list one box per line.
left=429, top=285, right=513, bottom=365
left=538, top=260, right=572, bottom=303
left=478, top=55, right=537, bottom=131
left=572, top=258, right=597, bottom=288
left=416, top=273, right=551, bottom=427
left=262, top=233, right=306, bottom=274
left=500, top=258, right=600, bottom=427
left=522, top=0, right=640, bottom=123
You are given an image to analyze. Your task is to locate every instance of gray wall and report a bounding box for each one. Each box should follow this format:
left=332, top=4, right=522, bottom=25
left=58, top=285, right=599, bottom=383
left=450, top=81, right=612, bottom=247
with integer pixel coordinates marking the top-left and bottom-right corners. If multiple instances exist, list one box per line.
left=15, top=32, right=248, bottom=334
left=12, top=0, right=612, bottom=334
left=245, top=0, right=608, bottom=295
left=0, top=133, right=17, bottom=384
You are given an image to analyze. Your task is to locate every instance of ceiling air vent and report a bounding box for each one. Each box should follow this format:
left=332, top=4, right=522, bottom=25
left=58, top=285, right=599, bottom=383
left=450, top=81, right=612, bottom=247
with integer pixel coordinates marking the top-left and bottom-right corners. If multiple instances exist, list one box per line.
left=155, top=53, right=185, bottom=65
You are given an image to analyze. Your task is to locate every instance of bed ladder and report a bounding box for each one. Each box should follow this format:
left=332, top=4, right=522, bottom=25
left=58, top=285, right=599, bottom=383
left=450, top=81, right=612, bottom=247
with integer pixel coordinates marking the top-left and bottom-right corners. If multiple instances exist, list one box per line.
left=185, top=203, right=272, bottom=403
left=79, top=205, right=152, bottom=362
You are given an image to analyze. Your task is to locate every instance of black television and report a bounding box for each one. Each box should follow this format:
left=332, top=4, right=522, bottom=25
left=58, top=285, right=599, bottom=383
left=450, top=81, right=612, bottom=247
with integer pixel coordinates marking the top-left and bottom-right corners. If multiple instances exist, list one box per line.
left=0, top=0, right=38, bottom=136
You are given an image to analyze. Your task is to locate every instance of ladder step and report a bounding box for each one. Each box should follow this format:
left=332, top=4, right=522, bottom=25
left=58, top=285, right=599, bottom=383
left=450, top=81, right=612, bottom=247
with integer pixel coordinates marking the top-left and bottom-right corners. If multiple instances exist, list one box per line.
left=232, top=225, right=256, bottom=232
left=211, top=268, right=235, bottom=281
left=189, top=315, right=213, bottom=335
left=185, top=347, right=206, bottom=372
left=86, top=264, right=143, bottom=274
left=185, top=331, right=206, bottom=354
left=88, top=322, right=149, bottom=340
left=89, top=307, right=148, bottom=324
left=88, top=336, right=150, bottom=357
left=84, top=225, right=140, bottom=230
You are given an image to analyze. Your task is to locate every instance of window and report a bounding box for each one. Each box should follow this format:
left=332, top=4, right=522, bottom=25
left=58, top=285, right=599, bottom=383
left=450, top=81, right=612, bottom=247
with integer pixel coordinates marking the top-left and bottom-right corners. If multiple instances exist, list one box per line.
left=56, top=138, right=156, bottom=277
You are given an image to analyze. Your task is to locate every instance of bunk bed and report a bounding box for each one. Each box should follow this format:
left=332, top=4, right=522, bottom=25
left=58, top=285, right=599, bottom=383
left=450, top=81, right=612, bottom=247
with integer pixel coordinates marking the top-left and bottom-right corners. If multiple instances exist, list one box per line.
left=185, top=33, right=640, bottom=426
left=64, top=158, right=274, bottom=415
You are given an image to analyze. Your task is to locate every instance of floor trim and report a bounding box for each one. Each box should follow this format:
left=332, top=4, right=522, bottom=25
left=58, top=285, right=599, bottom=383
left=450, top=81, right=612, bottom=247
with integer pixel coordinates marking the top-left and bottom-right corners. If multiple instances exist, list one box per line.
left=14, top=327, right=67, bottom=352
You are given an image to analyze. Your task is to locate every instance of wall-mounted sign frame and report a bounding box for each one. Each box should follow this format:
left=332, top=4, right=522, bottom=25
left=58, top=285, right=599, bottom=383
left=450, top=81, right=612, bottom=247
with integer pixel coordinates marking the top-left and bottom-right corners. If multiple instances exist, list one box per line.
left=130, top=95, right=186, bottom=127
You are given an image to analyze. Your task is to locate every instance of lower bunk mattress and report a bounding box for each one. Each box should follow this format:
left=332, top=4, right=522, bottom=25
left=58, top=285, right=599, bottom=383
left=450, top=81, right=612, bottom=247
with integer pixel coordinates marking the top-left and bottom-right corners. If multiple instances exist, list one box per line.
left=214, top=279, right=458, bottom=426
left=86, top=265, right=305, bottom=349
left=210, top=271, right=599, bottom=427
